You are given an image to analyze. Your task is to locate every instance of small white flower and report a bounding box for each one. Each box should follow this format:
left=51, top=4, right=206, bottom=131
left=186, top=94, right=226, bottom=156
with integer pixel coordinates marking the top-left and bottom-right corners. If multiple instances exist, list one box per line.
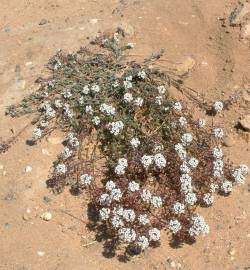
left=155, top=95, right=163, bottom=105
left=154, top=153, right=167, bottom=169
left=138, top=71, right=146, bottom=79
left=185, top=192, right=197, bottom=205
left=141, top=189, right=152, bottom=203
left=181, top=133, right=193, bottom=146
left=188, top=157, right=199, bottom=168
left=134, top=97, right=144, bottom=107
left=85, top=105, right=93, bottom=114
left=114, top=164, right=126, bottom=175
left=210, top=183, right=219, bottom=193
left=91, top=84, right=100, bottom=93
left=137, top=236, right=149, bottom=250
left=169, top=220, right=182, bottom=234
left=198, top=119, right=206, bottom=128
left=118, top=158, right=128, bottom=168
left=92, top=116, right=101, bottom=126
left=122, top=209, right=136, bottom=222
left=99, top=193, right=112, bottom=206
left=232, top=168, right=246, bottom=185
left=239, top=164, right=249, bottom=175
left=148, top=228, right=161, bottom=241
left=67, top=133, right=79, bottom=148
left=151, top=196, right=162, bottom=208
left=213, top=128, right=224, bottom=139
left=112, top=80, right=119, bottom=88
left=213, top=146, right=223, bottom=159
left=61, top=147, right=72, bottom=160
left=32, top=127, right=42, bottom=140
left=189, top=215, right=209, bottom=236
left=179, top=116, right=187, bottom=127
left=110, top=188, right=123, bottom=201
left=173, top=101, right=182, bottom=111
left=99, top=208, right=110, bottom=220
left=54, top=99, right=63, bottom=108
left=109, top=121, right=124, bottom=136
left=141, top=155, right=153, bottom=169
left=111, top=215, right=124, bottom=228
left=126, top=75, right=133, bottom=81
left=128, top=181, right=140, bottom=192
left=213, top=101, right=223, bottom=113
left=123, top=92, right=133, bottom=103
left=172, top=202, right=185, bottom=215
left=82, top=85, right=90, bottom=94
left=180, top=162, right=190, bottom=174
left=175, top=143, right=187, bottom=160
left=203, top=193, right=214, bottom=206
left=105, top=180, right=116, bottom=191
left=130, top=137, right=140, bottom=148
left=100, top=103, right=116, bottom=115
left=157, top=85, right=166, bottom=94
left=221, top=180, right=233, bottom=193
left=80, top=174, right=92, bottom=185
left=63, top=89, right=72, bottom=98
left=118, top=227, right=136, bottom=242
left=123, top=80, right=132, bottom=89
left=138, top=214, right=150, bottom=225
left=55, top=164, right=67, bottom=175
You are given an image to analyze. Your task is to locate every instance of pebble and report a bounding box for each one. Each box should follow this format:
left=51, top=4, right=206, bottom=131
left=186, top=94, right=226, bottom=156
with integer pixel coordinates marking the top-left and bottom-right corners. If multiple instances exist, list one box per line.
left=37, top=251, right=45, bottom=257
left=23, top=208, right=31, bottom=221
left=90, top=18, right=98, bottom=24
left=239, top=115, right=250, bottom=132
left=0, top=164, right=3, bottom=170
left=40, top=212, right=52, bottom=221
left=229, top=2, right=250, bottom=26
left=25, top=166, right=32, bottom=173
left=228, top=248, right=236, bottom=256
left=42, top=149, right=51, bottom=156
left=241, top=24, right=250, bottom=40
left=39, top=19, right=48, bottom=25
left=223, top=135, right=235, bottom=147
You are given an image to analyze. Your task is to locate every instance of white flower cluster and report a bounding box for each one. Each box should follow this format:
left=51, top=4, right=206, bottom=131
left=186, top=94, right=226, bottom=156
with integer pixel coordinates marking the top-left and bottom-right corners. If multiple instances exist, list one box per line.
left=134, top=97, right=144, bottom=107
left=32, top=127, right=42, bottom=141
left=105, top=180, right=116, bottom=191
left=148, top=228, right=161, bottom=241
left=99, top=208, right=111, bottom=220
left=80, top=174, right=92, bottom=185
left=63, top=89, right=72, bottom=98
left=55, top=164, right=67, bottom=175
left=154, top=153, right=167, bottom=169
left=213, top=101, right=223, bottom=113
left=82, top=85, right=90, bottom=94
left=221, top=180, right=232, bottom=193
left=91, top=84, right=100, bottom=93
left=118, top=227, right=136, bottom=242
left=173, top=101, right=182, bottom=111
left=157, top=85, right=166, bottom=94
left=123, top=80, right=132, bottom=89
left=137, top=235, right=149, bottom=250
left=151, top=196, right=162, bottom=208
left=100, top=103, right=116, bottom=115
left=189, top=215, right=209, bottom=236
left=172, top=202, right=185, bottom=215
left=61, top=147, right=72, bottom=160
left=175, top=143, right=187, bottom=160
left=179, top=116, right=187, bottom=127
left=198, top=118, right=206, bottom=128
left=122, top=209, right=136, bottom=222
left=108, top=121, right=124, bottom=136
left=168, top=219, right=182, bottom=234
left=40, top=101, right=56, bottom=119
left=130, top=137, right=140, bottom=148
left=203, top=193, right=214, bottom=206
left=138, top=71, right=146, bottom=79
left=114, top=158, right=128, bottom=175
left=232, top=164, right=249, bottom=185
left=123, top=92, right=133, bottom=103
left=181, top=133, right=193, bottom=146
left=141, top=189, right=152, bottom=203
left=213, top=159, right=224, bottom=178
left=138, top=214, right=150, bottom=225
left=213, top=128, right=224, bottom=138
left=141, top=155, right=153, bottom=169
left=213, top=146, right=223, bottom=159
left=67, top=133, right=79, bottom=147
left=180, top=174, right=193, bottom=194
left=128, top=181, right=140, bottom=192
left=63, top=104, right=74, bottom=118
left=155, top=96, right=163, bottom=105
left=185, top=192, right=197, bottom=205
left=92, top=116, right=101, bottom=126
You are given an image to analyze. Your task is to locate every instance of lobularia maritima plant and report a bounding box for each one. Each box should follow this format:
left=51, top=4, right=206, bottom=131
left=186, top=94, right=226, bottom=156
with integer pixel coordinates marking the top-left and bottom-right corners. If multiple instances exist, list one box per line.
left=2, top=32, right=248, bottom=255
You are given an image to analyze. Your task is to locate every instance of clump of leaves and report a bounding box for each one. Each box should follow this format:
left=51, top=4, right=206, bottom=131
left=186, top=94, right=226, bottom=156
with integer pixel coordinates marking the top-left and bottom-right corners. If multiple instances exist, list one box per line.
left=3, top=32, right=248, bottom=256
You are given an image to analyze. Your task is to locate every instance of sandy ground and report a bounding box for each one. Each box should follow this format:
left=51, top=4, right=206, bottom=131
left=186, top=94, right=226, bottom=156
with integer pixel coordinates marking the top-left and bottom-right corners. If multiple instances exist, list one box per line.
left=0, top=0, right=250, bottom=269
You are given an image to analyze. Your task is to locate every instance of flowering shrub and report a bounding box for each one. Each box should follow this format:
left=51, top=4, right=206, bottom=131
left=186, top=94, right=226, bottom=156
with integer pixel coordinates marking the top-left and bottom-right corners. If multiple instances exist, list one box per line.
left=2, top=33, right=248, bottom=255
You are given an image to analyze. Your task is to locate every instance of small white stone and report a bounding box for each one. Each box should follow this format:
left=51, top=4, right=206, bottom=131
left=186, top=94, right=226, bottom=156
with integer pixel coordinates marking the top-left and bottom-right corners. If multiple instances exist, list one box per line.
left=37, top=251, right=45, bottom=257
left=40, top=212, right=52, bottom=221
left=0, top=164, right=3, bottom=170
left=25, top=166, right=32, bottom=173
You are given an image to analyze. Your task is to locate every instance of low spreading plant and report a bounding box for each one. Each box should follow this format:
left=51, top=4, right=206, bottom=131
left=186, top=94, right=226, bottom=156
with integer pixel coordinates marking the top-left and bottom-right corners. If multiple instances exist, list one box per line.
left=2, top=32, right=248, bottom=255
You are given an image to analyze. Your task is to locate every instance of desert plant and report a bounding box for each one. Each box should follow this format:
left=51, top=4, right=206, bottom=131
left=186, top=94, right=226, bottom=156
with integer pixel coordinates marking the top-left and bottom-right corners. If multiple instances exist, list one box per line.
left=2, top=32, right=248, bottom=255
